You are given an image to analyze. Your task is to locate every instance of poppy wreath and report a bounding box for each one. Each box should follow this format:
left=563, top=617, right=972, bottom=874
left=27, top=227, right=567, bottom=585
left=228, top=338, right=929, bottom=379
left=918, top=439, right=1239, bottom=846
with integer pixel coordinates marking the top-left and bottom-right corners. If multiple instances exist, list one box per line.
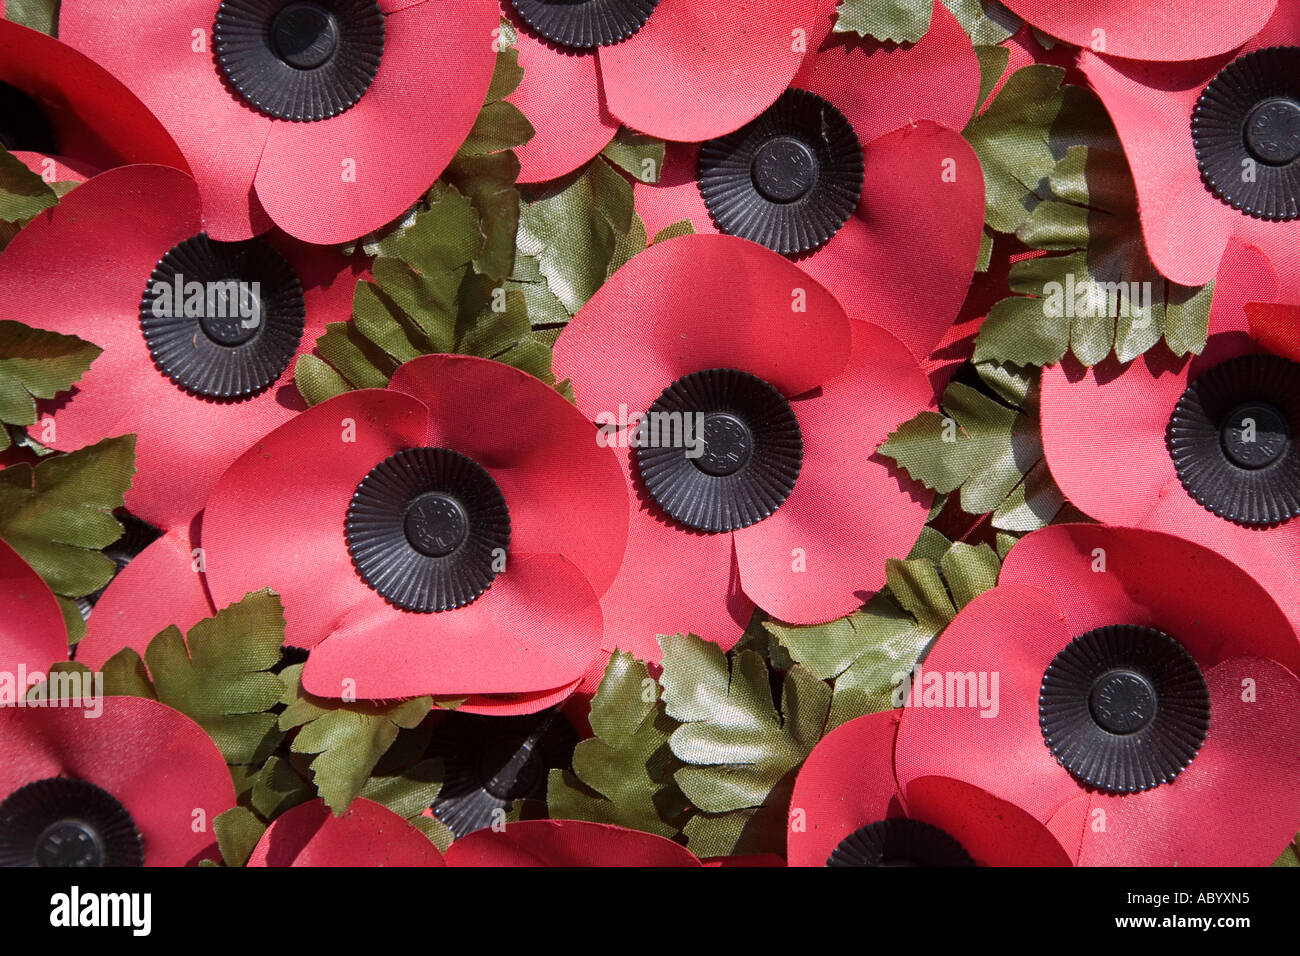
left=0, top=0, right=1298, bottom=873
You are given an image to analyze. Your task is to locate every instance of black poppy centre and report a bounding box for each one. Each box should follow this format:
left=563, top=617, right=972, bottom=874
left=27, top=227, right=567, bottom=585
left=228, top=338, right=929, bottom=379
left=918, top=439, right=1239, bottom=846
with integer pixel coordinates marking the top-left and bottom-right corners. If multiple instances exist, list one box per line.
left=1039, top=625, right=1211, bottom=794
left=1167, top=353, right=1300, bottom=526
left=346, top=447, right=511, bottom=613
left=427, top=710, right=578, bottom=837
left=827, top=819, right=974, bottom=867
left=510, top=0, right=660, bottom=50
left=698, top=88, right=864, bottom=256
left=215, top=0, right=385, bottom=122
left=0, top=778, right=144, bottom=868
left=139, top=233, right=306, bottom=399
left=1193, top=46, right=1300, bottom=220
left=636, top=368, right=803, bottom=533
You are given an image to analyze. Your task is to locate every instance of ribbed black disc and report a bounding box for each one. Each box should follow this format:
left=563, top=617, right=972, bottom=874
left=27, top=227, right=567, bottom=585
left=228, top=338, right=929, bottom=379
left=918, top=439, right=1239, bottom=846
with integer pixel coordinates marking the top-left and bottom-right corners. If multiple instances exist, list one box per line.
left=827, top=820, right=974, bottom=867
left=139, top=234, right=305, bottom=399
left=1040, top=625, right=1210, bottom=794
left=215, top=0, right=384, bottom=121
left=1193, top=46, right=1300, bottom=220
left=636, top=368, right=802, bottom=533
left=346, top=447, right=510, bottom=613
left=0, top=82, right=57, bottom=154
left=698, top=88, right=864, bottom=256
left=1166, top=353, right=1300, bottom=527
left=509, top=0, right=659, bottom=49
left=427, top=709, right=578, bottom=837
left=0, top=778, right=144, bottom=867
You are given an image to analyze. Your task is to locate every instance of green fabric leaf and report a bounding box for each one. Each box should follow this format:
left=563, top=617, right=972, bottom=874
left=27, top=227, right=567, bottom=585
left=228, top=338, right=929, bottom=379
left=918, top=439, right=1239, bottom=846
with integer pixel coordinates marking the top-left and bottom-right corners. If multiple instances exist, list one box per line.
left=213, top=807, right=265, bottom=868
left=144, top=590, right=287, bottom=766
left=358, top=758, right=444, bottom=822
left=444, top=151, right=522, bottom=281
left=517, top=158, right=640, bottom=314
left=1273, top=834, right=1300, bottom=867
left=100, top=646, right=157, bottom=699
left=834, top=0, right=932, bottom=43
left=293, top=353, right=350, bottom=406
left=0, top=321, right=101, bottom=432
left=0, top=435, right=135, bottom=598
left=246, top=754, right=315, bottom=822
left=5, top=0, right=59, bottom=36
left=973, top=44, right=1011, bottom=114
left=278, top=663, right=432, bottom=814
left=0, top=146, right=59, bottom=224
left=652, top=220, right=695, bottom=244
left=546, top=651, right=689, bottom=837
left=943, top=0, right=1021, bottom=45
left=658, top=633, right=830, bottom=818
left=457, top=101, right=533, bottom=158
left=600, top=127, right=666, bottom=184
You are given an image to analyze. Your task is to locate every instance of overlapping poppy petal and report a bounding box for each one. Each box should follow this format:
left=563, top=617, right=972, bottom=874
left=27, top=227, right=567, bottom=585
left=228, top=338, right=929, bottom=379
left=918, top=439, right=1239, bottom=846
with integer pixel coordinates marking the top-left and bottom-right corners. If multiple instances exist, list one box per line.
left=1040, top=239, right=1300, bottom=630
left=60, top=0, right=499, bottom=243
left=505, top=0, right=812, bottom=183
left=789, top=710, right=1072, bottom=867
left=0, top=696, right=234, bottom=866
left=0, top=163, right=363, bottom=534
left=894, top=525, right=1300, bottom=866
left=75, top=514, right=215, bottom=672
left=0, top=536, right=67, bottom=683
left=1080, top=0, right=1300, bottom=290
left=203, top=356, right=627, bottom=702
left=1000, top=0, right=1277, bottom=62
left=443, top=819, right=702, bottom=867
left=246, top=798, right=444, bottom=866
left=554, top=234, right=933, bottom=658
left=0, top=19, right=187, bottom=172
left=632, top=0, right=983, bottom=362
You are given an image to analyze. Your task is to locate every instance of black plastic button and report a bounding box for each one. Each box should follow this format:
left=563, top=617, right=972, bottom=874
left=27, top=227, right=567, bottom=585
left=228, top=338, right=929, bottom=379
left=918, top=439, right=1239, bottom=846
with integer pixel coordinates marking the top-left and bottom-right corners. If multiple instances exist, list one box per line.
left=827, top=819, right=974, bottom=868
left=509, top=0, right=660, bottom=50
left=0, top=778, right=143, bottom=868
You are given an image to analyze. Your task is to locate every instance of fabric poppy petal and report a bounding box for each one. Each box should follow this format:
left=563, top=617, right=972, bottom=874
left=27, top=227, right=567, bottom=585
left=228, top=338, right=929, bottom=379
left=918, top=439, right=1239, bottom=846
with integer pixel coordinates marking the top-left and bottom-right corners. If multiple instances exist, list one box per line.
left=247, top=798, right=445, bottom=867
left=902, top=776, right=1073, bottom=867
left=444, top=819, right=702, bottom=866
left=787, top=710, right=905, bottom=868
left=1000, top=525, right=1300, bottom=677
left=1076, top=656, right=1300, bottom=866
left=597, top=0, right=812, bottom=143
left=893, top=583, right=1083, bottom=825
left=508, top=12, right=616, bottom=184
left=301, top=552, right=605, bottom=699
left=12, top=151, right=96, bottom=183
left=203, top=389, right=431, bottom=650
left=76, top=516, right=214, bottom=671
left=457, top=680, right=583, bottom=717
left=0, top=536, right=67, bottom=679
left=554, top=234, right=853, bottom=420
left=733, top=321, right=934, bottom=624
left=59, top=0, right=272, bottom=240
left=1000, top=0, right=1277, bottom=62
left=253, top=0, right=499, bottom=244
left=1245, top=303, right=1300, bottom=362
left=794, top=122, right=986, bottom=362
left=598, top=444, right=753, bottom=662
left=0, top=697, right=234, bottom=866
left=0, top=20, right=189, bottom=173
left=793, top=1, right=979, bottom=146
left=1079, top=51, right=1237, bottom=286
left=633, top=143, right=718, bottom=240
left=387, top=354, right=629, bottom=597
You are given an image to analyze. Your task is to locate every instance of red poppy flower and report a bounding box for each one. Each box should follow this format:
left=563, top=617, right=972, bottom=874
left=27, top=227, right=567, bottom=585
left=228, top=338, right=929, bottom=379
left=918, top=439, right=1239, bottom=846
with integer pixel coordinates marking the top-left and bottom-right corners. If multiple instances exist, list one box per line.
left=74, top=514, right=215, bottom=672
left=790, top=710, right=1071, bottom=867
left=0, top=163, right=362, bottom=534
left=894, top=525, right=1300, bottom=866
left=1079, top=0, right=1300, bottom=293
left=59, top=0, right=498, bottom=244
left=0, top=19, right=186, bottom=173
left=506, top=0, right=810, bottom=183
left=999, top=0, right=1276, bottom=62
left=202, top=353, right=628, bottom=702
left=247, top=798, right=444, bottom=866
left=1040, top=240, right=1300, bottom=631
left=444, top=819, right=702, bottom=867
left=0, top=696, right=234, bottom=866
left=553, top=234, right=933, bottom=660
left=632, top=0, right=984, bottom=363
left=0, top=536, right=67, bottom=682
